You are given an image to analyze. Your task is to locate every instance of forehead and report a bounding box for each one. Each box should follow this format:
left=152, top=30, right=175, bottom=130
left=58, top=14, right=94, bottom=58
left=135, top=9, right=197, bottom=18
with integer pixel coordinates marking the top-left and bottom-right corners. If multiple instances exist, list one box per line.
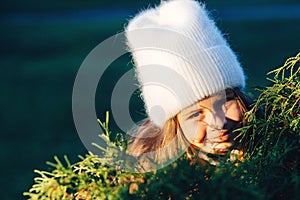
left=180, top=93, right=227, bottom=115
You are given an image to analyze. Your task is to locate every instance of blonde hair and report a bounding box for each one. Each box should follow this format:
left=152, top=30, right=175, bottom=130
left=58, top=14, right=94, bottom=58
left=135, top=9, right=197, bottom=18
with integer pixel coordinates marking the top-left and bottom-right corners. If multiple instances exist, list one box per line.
left=127, top=88, right=252, bottom=169
left=127, top=117, right=189, bottom=170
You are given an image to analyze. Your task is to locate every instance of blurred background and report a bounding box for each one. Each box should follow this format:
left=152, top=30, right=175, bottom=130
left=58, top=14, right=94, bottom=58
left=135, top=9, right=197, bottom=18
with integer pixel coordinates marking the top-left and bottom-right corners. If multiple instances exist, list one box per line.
left=1, top=0, right=299, bottom=199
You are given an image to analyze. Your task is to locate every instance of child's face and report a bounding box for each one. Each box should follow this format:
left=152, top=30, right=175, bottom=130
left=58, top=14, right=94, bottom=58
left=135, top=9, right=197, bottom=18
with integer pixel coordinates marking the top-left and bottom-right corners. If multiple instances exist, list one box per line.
left=176, top=92, right=243, bottom=155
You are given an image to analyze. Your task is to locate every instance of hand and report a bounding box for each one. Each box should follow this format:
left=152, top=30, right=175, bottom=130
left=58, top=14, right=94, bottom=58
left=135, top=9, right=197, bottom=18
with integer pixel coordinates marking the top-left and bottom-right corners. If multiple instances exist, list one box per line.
left=191, top=128, right=233, bottom=155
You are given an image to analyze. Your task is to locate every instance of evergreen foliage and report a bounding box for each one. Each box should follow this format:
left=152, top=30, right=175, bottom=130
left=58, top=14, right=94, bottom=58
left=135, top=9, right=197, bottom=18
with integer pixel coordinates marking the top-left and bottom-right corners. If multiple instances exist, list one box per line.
left=24, top=53, right=300, bottom=199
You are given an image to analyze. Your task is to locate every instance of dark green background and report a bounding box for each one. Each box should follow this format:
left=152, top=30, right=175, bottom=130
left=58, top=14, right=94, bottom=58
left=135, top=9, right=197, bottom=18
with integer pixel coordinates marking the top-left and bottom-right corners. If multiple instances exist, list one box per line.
left=1, top=0, right=299, bottom=199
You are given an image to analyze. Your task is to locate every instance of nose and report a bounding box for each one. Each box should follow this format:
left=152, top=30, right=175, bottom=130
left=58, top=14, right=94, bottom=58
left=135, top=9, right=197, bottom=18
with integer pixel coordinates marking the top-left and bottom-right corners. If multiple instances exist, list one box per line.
left=203, top=109, right=227, bottom=130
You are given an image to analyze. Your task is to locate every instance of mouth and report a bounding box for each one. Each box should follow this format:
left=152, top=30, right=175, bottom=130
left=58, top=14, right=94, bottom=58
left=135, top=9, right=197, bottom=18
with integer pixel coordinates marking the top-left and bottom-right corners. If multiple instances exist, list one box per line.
left=218, top=133, right=229, bottom=141
left=192, top=132, right=229, bottom=144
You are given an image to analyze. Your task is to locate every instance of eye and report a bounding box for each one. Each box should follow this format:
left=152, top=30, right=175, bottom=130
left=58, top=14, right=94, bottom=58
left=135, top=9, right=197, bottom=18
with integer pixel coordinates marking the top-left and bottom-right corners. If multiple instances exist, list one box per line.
left=189, top=110, right=203, bottom=119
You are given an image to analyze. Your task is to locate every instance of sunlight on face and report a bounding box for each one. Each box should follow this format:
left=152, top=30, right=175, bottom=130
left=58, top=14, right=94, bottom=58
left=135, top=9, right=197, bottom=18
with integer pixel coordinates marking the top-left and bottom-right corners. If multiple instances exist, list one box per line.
left=177, top=91, right=243, bottom=154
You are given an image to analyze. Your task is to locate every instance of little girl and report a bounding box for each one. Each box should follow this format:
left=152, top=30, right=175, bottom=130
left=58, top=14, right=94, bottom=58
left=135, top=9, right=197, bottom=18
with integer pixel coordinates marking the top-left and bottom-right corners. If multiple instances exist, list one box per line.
left=125, top=0, right=252, bottom=170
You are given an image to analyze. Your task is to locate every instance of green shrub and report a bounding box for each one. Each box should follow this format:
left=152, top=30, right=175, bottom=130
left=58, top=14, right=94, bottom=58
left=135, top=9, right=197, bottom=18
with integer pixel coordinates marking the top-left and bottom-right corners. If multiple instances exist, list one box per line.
left=24, top=53, right=300, bottom=200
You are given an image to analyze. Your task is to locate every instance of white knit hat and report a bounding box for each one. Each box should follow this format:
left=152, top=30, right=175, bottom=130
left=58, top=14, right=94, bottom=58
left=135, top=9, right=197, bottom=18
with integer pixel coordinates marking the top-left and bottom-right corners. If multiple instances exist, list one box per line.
left=126, top=0, right=246, bottom=128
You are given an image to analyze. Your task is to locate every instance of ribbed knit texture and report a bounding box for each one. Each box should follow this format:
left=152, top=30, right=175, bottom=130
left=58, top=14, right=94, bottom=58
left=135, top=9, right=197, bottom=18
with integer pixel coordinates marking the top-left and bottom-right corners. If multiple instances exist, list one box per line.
left=126, top=0, right=246, bottom=128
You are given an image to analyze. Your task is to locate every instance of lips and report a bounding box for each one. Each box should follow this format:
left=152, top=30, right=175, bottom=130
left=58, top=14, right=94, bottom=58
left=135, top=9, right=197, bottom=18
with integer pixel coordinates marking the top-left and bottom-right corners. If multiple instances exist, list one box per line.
left=218, top=134, right=229, bottom=141
left=192, top=132, right=228, bottom=143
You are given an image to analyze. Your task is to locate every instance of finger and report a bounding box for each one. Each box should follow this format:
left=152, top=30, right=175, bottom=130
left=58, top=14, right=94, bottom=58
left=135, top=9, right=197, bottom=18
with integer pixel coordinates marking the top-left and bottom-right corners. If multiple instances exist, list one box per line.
left=213, top=148, right=229, bottom=155
left=213, top=142, right=233, bottom=152
left=198, top=152, right=220, bottom=166
left=192, top=141, right=217, bottom=154
left=191, top=140, right=233, bottom=155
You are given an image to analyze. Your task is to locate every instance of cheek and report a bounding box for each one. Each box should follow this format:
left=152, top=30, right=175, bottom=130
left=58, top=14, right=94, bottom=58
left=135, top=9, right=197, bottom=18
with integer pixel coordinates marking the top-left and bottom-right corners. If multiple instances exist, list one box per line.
left=180, top=121, right=206, bottom=142
left=194, top=123, right=207, bottom=141
left=226, top=102, right=243, bottom=121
